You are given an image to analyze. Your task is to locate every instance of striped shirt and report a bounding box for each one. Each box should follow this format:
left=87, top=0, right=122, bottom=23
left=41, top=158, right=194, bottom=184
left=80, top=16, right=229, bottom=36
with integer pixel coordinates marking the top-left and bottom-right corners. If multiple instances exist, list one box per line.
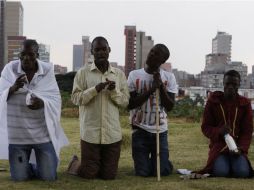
left=7, top=67, right=50, bottom=144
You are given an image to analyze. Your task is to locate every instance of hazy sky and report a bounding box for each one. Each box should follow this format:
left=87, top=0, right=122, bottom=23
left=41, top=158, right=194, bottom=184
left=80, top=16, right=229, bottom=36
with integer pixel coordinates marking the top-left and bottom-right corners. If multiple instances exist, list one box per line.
left=15, top=0, right=254, bottom=74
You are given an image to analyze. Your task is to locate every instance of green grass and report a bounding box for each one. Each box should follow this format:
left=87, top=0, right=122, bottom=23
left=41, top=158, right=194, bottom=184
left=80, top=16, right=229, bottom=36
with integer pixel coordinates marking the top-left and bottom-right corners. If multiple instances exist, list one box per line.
left=1, top=116, right=254, bottom=190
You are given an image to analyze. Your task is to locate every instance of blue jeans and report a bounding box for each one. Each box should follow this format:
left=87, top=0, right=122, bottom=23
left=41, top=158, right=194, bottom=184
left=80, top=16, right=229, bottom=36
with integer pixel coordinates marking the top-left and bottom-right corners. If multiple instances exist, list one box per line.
left=9, top=142, right=58, bottom=181
left=132, top=128, right=173, bottom=177
left=212, top=154, right=250, bottom=178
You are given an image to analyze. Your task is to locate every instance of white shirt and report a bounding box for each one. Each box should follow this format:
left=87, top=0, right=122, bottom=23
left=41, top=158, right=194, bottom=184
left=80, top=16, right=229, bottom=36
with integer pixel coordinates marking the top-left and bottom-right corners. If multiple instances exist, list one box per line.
left=127, top=68, right=178, bottom=133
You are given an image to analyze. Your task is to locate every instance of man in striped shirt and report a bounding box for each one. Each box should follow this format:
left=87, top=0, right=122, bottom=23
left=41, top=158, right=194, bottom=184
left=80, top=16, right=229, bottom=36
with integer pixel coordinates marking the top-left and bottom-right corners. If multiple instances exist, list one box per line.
left=0, top=39, right=68, bottom=181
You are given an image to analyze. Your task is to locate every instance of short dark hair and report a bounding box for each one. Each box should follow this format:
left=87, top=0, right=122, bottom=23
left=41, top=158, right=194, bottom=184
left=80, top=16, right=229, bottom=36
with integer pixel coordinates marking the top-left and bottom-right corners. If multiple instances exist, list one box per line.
left=91, top=36, right=109, bottom=50
left=154, top=44, right=170, bottom=62
left=23, top=39, right=39, bottom=53
left=224, top=70, right=241, bottom=81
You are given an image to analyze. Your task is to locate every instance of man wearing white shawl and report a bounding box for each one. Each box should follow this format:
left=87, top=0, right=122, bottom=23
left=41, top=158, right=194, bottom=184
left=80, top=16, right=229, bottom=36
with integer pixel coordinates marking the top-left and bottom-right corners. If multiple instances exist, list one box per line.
left=0, top=39, right=69, bottom=181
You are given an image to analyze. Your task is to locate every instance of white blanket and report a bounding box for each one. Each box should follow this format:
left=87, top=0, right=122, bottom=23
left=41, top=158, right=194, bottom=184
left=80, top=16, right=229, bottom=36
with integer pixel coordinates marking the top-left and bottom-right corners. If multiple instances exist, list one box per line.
left=0, top=60, right=69, bottom=161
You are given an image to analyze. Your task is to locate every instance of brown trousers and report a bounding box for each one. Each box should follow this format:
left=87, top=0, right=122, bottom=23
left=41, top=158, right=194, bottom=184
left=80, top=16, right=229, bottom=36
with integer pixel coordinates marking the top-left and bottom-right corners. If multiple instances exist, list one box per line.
left=78, top=140, right=121, bottom=180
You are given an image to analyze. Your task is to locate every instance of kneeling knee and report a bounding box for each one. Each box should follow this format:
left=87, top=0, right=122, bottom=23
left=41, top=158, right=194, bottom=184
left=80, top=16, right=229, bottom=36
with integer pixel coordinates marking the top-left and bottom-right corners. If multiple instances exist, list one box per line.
left=100, top=174, right=116, bottom=180
left=213, top=168, right=229, bottom=177
left=40, top=173, right=57, bottom=181
left=233, top=168, right=249, bottom=178
left=135, top=169, right=151, bottom=177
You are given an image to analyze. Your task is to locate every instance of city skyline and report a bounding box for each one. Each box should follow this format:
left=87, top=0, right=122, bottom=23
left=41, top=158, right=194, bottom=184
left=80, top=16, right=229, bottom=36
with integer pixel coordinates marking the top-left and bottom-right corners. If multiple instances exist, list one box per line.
left=11, top=0, right=254, bottom=74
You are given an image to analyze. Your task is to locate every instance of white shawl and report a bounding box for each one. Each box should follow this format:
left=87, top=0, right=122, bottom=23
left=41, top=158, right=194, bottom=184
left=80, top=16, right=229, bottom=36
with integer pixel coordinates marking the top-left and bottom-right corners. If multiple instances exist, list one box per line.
left=0, top=60, right=69, bottom=161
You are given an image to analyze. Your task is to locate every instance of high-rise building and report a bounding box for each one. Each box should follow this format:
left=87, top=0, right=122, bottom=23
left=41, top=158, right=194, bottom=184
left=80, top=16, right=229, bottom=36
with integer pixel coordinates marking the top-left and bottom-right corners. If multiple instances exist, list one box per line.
left=4, top=1, right=24, bottom=66
left=136, top=31, right=154, bottom=69
left=0, top=0, right=6, bottom=73
left=212, top=31, right=232, bottom=62
left=82, top=36, right=92, bottom=65
left=201, top=31, right=247, bottom=88
left=124, top=25, right=136, bottom=77
left=6, top=1, right=23, bottom=36
left=172, top=68, right=197, bottom=87
left=7, top=35, right=26, bottom=62
left=201, top=53, right=227, bottom=88
left=72, top=36, right=93, bottom=71
left=73, top=44, right=84, bottom=71
left=124, top=26, right=155, bottom=76
left=201, top=32, right=232, bottom=88
left=38, top=43, right=50, bottom=63
left=204, top=53, right=228, bottom=74
left=201, top=72, right=224, bottom=88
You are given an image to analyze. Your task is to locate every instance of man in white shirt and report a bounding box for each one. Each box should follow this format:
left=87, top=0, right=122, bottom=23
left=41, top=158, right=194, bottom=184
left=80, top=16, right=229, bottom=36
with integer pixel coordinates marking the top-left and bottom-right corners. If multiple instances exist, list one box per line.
left=128, top=44, right=177, bottom=177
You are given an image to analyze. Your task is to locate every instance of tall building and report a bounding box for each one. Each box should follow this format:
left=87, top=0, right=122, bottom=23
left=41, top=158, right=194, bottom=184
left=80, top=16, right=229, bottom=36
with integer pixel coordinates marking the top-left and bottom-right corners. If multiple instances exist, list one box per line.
left=5, top=1, right=24, bottom=65
left=72, top=36, right=93, bottom=71
left=7, top=35, right=26, bottom=62
left=136, top=31, right=154, bottom=69
left=124, top=26, right=155, bottom=76
left=201, top=53, right=228, bottom=88
left=212, top=31, right=232, bottom=62
left=124, top=25, right=136, bottom=77
left=172, top=68, right=197, bottom=87
left=6, top=1, right=23, bottom=36
left=204, top=53, right=228, bottom=74
left=201, top=31, right=247, bottom=88
left=38, top=43, right=50, bottom=63
left=82, top=36, right=92, bottom=65
left=0, top=0, right=6, bottom=73
left=201, top=32, right=232, bottom=88
left=73, top=44, right=84, bottom=71
left=201, top=72, right=224, bottom=88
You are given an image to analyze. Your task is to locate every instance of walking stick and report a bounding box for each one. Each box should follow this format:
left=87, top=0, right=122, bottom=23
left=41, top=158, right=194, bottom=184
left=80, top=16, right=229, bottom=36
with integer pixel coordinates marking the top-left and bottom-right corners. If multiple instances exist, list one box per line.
left=155, top=88, right=161, bottom=181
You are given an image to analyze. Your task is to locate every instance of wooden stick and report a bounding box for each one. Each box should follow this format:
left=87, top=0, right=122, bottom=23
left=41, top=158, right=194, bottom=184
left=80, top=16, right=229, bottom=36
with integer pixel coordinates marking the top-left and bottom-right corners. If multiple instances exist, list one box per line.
left=155, top=88, right=161, bottom=181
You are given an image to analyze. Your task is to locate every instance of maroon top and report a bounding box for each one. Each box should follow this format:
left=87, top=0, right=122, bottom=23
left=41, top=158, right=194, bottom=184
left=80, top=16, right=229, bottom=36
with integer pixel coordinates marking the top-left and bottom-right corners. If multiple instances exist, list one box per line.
left=198, top=91, right=253, bottom=175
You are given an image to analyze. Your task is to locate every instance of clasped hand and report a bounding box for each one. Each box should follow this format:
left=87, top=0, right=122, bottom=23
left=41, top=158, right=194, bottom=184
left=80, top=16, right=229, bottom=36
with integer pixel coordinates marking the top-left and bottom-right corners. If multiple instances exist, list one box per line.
left=9, top=74, right=27, bottom=93
left=220, top=124, right=232, bottom=136
left=151, top=72, right=163, bottom=92
left=27, top=96, right=44, bottom=110
left=9, top=74, right=44, bottom=110
left=95, top=78, right=116, bottom=93
left=221, top=125, right=242, bottom=156
left=229, top=147, right=242, bottom=157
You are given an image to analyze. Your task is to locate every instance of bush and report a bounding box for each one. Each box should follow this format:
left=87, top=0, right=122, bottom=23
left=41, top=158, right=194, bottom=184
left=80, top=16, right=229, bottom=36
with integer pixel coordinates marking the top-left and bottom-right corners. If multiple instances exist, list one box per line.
left=60, top=91, right=78, bottom=117
left=61, top=91, right=76, bottom=108
left=170, top=95, right=204, bottom=122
